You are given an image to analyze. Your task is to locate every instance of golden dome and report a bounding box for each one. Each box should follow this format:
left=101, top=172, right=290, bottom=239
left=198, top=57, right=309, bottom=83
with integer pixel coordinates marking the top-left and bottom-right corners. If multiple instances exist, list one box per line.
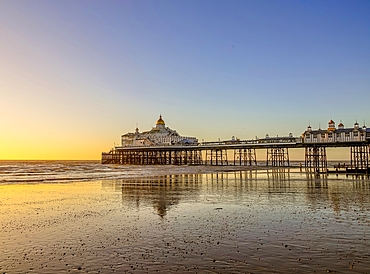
left=156, top=115, right=165, bottom=125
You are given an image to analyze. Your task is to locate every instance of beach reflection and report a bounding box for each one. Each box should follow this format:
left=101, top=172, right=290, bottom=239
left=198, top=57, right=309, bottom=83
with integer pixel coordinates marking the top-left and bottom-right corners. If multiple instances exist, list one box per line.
left=2, top=170, right=369, bottom=274
left=119, top=174, right=202, bottom=217
left=106, top=171, right=370, bottom=218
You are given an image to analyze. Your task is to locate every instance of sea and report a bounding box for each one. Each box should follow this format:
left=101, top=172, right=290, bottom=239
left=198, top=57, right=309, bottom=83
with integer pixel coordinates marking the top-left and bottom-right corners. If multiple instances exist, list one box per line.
left=0, top=160, right=351, bottom=185
left=0, top=160, right=214, bottom=184
left=0, top=160, right=369, bottom=273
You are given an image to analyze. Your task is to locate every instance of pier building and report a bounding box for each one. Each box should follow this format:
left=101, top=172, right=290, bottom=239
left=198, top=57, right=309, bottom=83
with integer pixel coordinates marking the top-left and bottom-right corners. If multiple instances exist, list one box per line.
left=120, top=115, right=198, bottom=147
left=302, top=119, right=369, bottom=143
left=301, top=119, right=370, bottom=172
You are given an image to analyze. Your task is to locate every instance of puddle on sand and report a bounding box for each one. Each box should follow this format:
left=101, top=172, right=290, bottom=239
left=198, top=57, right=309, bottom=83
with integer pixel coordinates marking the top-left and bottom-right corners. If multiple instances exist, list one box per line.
left=0, top=170, right=369, bottom=273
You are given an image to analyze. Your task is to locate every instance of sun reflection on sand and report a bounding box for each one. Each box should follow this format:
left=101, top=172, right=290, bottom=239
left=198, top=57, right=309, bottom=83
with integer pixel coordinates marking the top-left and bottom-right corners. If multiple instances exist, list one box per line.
left=0, top=171, right=369, bottom=273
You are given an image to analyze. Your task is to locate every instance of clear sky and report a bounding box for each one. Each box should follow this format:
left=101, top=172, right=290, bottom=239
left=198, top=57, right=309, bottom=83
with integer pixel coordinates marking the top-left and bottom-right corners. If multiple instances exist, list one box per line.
left=1, top=0, right=369, bottom=160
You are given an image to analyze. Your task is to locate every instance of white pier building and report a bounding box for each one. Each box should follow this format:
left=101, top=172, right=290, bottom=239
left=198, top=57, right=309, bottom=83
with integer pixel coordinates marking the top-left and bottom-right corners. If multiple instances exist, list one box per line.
left=302, top=119, right=369, bottom=143
left=120, top=115, right=198, bottom=147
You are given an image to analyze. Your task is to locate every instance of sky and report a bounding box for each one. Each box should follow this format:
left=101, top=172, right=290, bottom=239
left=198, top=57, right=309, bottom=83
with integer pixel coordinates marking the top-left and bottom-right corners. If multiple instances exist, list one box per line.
left=1, top=0, right=369, bottom=160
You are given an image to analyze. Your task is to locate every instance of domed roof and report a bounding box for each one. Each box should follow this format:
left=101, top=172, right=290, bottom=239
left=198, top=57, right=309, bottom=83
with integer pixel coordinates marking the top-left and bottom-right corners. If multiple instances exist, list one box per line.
left=156, top=115, right=165, bottom=125
left=338, top=122, right=344, bottom=127
left=328, top=119, right=335, bottom=124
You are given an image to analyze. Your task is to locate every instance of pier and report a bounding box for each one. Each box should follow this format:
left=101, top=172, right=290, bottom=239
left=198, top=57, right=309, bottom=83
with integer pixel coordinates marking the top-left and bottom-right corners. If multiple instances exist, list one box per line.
left=102, top=139, right=370, bottom=173
left=102, top=117, right=370, bottom=173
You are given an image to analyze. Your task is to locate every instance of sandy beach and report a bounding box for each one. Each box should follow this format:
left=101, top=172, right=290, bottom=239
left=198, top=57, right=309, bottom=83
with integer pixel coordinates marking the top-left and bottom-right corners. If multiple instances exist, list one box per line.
left=1, top=168, right=369, bottom=273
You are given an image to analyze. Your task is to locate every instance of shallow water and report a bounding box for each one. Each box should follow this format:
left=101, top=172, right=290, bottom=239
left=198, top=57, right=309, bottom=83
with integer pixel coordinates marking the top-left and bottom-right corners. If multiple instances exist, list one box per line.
left=0, top=169, right=369, bottom=273
left=0, top=160, right=264, bottom=184
left=0, top=160, right=345, bottom=185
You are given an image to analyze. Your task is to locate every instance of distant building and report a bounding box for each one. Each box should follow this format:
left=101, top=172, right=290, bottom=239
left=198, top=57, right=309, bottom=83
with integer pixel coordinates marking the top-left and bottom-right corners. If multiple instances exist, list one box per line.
left=302, top=119, right=370, bottom=143
left=120, top=115, right=198, bottom=147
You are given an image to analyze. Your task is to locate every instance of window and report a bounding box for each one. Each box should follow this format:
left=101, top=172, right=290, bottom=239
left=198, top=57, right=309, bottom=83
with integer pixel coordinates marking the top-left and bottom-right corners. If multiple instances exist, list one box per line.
left=328, top=133, right=333, bottom=138
left=313, top=134, right=317, bottom=139
left=354, top=132, right=358, bottom=137
left=321, top=134, right=326, bottom=138
left=306, top=134, right=310, bottom=138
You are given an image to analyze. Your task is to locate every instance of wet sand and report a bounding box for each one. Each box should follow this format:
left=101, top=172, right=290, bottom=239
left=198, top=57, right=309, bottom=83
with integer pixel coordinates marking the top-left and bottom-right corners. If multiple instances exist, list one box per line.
left=0, top=169, right=369, bottom=273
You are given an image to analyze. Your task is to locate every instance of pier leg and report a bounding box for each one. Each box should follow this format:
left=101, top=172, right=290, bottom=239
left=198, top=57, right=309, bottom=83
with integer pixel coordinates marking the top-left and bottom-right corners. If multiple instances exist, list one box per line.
left=304, top=146, right=327, bottom=172
left=266, top=147, right=289, bottom=167
left=234, top=148, right=257, bottom=166
left=207, top=149, right=228, bottom=166
left=350, top=145, right=369, bottom=170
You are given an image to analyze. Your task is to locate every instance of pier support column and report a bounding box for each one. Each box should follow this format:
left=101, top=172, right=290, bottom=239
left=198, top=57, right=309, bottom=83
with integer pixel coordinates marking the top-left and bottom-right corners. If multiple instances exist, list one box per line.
left=155, top=151, right=165, bottom=165
left=266, top=147, right=289, bottom=167
left=234, top=148, right=257, bottom=166
left=187, top=149, right=203, bottom=165
left=304, top=146, right=327, bottom=172
left=206, top=149, right=228, bottom=166
left=121, top=150, right=128, bottom=164
left=171, top=151, right=181, bottom=165
left=103, top=148, right=201, bottom=165
left=195, top=150, right=203, bottom=165
left=350, top=145, right=369, bottom=170
left=181, top=150, right=187, bottom=165
left=101, top=151, right=113, bottom=164
left=148, top=151, right=157, bottom=164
